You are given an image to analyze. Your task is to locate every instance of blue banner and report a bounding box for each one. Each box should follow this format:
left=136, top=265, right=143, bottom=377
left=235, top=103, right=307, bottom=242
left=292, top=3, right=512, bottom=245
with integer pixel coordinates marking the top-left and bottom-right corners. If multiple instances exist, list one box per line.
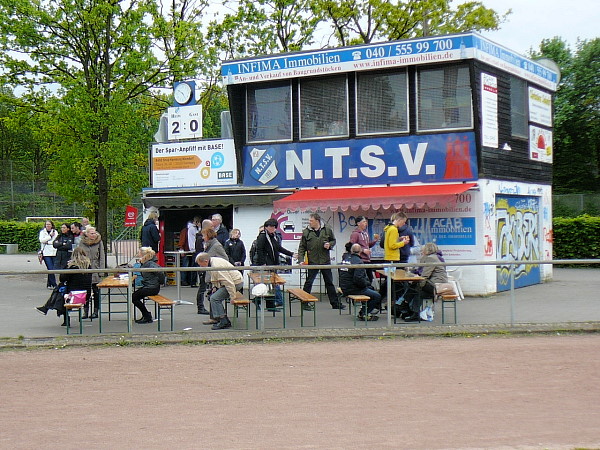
left=243, top=132, right=477, bottom=188
left=409, top=217, right=476, bottom=246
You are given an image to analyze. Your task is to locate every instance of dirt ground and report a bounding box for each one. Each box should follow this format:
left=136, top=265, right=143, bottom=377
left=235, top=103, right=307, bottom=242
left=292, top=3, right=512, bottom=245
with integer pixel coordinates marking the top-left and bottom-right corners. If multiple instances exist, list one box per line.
left=1, top=334, right=599, bottom=450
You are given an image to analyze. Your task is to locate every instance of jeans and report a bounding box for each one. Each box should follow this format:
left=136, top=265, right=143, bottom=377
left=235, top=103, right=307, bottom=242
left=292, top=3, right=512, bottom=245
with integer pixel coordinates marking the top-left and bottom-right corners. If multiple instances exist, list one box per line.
left=303, top=267, right=338, bottom=305
left=43, top=256, right=57, bottom=287
left=209, top=283, right=244, bottom=318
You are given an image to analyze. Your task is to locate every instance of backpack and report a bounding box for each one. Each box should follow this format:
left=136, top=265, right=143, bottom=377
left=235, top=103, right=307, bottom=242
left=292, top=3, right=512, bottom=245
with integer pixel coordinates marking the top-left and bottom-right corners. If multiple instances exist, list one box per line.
left=379, top=229, right=386, bottom=249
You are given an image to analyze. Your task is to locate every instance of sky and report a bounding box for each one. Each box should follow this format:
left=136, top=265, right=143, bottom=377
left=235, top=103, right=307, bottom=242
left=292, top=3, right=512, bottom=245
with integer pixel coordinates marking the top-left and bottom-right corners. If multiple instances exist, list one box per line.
left=477, top=0, right=600, bottom=55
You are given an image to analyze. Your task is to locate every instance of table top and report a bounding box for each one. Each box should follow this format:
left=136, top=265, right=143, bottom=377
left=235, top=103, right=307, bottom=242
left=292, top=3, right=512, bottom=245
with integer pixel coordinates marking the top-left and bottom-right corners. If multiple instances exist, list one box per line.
left=375, top=269, right=424, bottom=282
left=248, top=272, right=287, bottom=285
left=98, top=275, right=134, bottom=288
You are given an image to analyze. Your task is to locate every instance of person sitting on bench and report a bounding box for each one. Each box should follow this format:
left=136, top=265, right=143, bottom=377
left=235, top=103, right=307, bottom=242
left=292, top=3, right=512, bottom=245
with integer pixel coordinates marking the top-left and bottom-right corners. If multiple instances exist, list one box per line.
left=196, top=252, right=243, bottom=330
left=339, top=244, right=381, bottom=321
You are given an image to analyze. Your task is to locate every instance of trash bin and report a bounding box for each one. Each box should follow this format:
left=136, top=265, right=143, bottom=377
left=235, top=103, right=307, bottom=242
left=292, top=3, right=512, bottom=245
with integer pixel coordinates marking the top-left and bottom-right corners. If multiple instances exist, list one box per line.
left=5, top=244, right=18, bottom=254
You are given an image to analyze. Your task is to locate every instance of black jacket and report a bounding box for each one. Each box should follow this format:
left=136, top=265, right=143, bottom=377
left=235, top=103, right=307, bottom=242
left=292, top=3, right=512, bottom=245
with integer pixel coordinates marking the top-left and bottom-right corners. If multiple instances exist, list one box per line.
left=225, top=238, right=246, bottom=266
left=141, top=218, right=160, bottom=252
left=53, top=233, right=74, bottom=270
left=59, top=265, right=93, bottom=292
left=398, top=223, right=415, bottom=263
left=140, top=259, right=163, bottom=290
left=339, top=253, right=370, bottom=295
left=255, top=230, right=293, bottom=266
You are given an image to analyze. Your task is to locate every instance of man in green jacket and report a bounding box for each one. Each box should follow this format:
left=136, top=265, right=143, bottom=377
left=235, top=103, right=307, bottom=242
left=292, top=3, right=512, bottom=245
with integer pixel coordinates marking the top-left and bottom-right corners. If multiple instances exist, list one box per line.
left=298, top=213, right=345, bottom=310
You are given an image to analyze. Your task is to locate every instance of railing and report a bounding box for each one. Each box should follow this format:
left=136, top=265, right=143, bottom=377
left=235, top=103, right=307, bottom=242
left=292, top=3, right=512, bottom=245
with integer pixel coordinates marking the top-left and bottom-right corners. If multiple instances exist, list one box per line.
left=5, top=259, right=599, bottom=334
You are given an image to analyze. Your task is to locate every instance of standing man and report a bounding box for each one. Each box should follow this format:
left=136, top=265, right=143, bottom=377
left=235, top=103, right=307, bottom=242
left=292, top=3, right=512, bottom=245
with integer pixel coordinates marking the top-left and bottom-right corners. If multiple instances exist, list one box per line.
left=298, top=213, right=345, bottom=310
left=196, top=252, right=244, bottom=330
left=186, top=216, right=201, bottom=288
left=255, top=218, right=297, bottom=307
left=70, top=222, right=83, bottom=247
left=383, top=212, right=410, bottom=262
left=211, top=214, right=229, bottom=246
left=397, top=215, right=415, bottom=264
left=349, top=215, right=379, bottom=282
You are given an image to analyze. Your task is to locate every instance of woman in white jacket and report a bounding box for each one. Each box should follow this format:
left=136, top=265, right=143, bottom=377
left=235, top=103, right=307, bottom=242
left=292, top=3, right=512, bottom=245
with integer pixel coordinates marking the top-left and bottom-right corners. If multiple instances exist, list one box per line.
left=39, top=220, right=58, bottom=288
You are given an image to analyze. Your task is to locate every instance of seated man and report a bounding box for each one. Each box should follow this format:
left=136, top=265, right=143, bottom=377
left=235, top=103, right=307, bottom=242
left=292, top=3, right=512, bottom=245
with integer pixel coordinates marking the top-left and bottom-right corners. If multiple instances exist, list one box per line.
left=196, top=252, right=244, bottom=330
left=338, top=243, right=381, bottom=321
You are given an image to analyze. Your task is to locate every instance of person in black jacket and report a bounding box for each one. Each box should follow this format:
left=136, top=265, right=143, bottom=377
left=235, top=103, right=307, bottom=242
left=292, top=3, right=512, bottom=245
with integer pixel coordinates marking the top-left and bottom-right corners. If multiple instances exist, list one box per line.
left=255, top=219, right=295, bottom=267
left=224, top=228, right=247, bottom=272
left=255, top=218, right=296, bottom=307
left=339, top=243, right=381, bottom=321
left=53, top=223, right=75, bottom=270
left=132, top=247, right=164, bottom=324
left=36, top=247, right=93, bottom=325
left=141, top=211, right=160, bottom=252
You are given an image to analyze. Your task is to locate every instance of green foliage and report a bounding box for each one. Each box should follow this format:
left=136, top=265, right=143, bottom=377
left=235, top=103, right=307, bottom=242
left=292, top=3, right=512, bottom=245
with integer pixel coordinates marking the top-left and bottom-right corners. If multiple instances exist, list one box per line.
left=0, top=221, right=46, bottom=252
left=532, top=38, right=600, bottom=194
left=552, top=215, right=600, bottom=262
left=311, top=0, right=509, bottom=45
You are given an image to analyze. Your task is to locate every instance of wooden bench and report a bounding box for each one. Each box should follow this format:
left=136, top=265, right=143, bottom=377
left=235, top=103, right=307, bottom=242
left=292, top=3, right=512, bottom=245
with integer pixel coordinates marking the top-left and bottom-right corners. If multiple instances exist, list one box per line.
left=148, top=294, right=176, bottom=331
left=347, top=294, right=372, bottom=327
left=435, top=283, right=459, bottom=324
left=287, top=288, right=319, bottom=327
left=230, top=291, right=251, bottom=330
left=64, top=303, right=84, bottom=335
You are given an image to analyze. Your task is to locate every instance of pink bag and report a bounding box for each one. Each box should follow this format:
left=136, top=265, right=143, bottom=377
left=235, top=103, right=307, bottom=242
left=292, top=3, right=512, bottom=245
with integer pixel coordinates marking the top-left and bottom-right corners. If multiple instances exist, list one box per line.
left=65, top=291, right=87, bottom=305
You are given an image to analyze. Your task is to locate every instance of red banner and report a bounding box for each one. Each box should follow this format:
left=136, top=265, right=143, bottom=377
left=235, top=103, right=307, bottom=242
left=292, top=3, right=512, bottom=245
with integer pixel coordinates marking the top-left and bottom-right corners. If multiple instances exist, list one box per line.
left=124, top=205, right=138, bottom=227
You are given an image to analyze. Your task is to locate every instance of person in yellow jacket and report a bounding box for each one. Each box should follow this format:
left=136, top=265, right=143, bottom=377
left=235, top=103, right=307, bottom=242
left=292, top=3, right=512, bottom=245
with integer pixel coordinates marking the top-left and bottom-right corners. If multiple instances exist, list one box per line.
left=383, top=212, right=410, bottom=261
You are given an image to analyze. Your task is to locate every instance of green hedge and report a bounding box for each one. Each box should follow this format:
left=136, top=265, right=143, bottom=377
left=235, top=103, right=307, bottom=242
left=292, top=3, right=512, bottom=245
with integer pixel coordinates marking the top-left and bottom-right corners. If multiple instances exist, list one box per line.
left=552, top=215, right=600, bottom=261
left=0, top=221, right=48, bottom=252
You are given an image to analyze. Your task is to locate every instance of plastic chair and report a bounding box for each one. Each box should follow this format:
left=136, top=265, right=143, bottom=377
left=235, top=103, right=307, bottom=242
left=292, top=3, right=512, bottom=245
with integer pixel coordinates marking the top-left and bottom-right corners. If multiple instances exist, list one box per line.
left=446, top=266, right=464, bottom=300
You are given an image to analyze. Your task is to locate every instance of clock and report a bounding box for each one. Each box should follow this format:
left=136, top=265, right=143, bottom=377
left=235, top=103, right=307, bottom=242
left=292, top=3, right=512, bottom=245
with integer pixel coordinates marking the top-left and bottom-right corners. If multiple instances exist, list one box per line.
left=173, top=81, right=194, bottom=106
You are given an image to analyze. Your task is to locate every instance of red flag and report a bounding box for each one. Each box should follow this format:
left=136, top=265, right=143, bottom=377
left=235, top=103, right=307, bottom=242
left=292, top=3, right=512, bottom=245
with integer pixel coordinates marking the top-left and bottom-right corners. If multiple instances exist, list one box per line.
left=124, top=205, right=138, bottom=227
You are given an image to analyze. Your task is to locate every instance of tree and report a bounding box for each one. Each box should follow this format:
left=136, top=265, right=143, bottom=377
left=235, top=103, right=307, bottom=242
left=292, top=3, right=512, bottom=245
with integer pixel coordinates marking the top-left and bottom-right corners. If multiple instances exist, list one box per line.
left=209, top=0, right=321, bottom=59
left=312, top=0, right=509, bottom=46
left=532, top=38, right=600, bottom=193
left=0, top=0, right=175, bottom=246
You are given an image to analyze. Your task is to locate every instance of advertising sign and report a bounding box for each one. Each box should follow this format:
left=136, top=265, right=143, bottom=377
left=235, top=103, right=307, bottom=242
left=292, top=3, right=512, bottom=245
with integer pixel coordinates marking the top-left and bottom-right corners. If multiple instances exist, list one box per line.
left=124, top=205, right=138, bottom=227
left=529, top=126, right=553, bottom=164
left=222, top=32, right=558, bottom=91
left=151, top=139, right=237, bottom=188
left=243, top=132, right=477, bottom=188
left=481, top=73, right=498, bottom=148
left=528, top=87, right=552, bottom=127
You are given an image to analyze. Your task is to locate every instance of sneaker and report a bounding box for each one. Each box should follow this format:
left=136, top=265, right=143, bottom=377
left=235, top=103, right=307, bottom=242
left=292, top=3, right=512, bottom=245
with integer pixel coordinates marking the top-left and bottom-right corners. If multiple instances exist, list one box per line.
left=35, top=306, right=48, bottom=315
left=404, top=313, right=420, bottom=322
left=211, top=318, right=232, bottom=330
left=203, top=319, right=218, bottom=325
left=366, top=315, right=379, bottom=321
left=369, top=308, right=379, bottom=316
left=331, top=303, right=346, bottom=310
left=135, top=316, right=153, bottom=324
left=302, top=303, right=315, bottom=311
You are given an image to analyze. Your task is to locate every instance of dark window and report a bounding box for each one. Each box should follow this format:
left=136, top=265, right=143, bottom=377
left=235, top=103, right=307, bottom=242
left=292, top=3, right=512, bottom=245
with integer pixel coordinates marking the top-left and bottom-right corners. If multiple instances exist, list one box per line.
left=246, top=82, right=292, bottom=143
left=417, top=65, right=473, bottom=131
left=299, top=75, right=348, bottom=139
left=511, top=77, right=528, bottom=138
left=356, top=70, right=409, bottom=135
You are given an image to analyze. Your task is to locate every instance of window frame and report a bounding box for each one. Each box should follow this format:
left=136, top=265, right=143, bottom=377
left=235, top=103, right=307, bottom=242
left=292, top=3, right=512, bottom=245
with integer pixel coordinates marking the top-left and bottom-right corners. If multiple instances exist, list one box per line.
left=298, top=75, right=350, bottom=141
left=510, top=76, right=528, bottom=139
left=245, top=81, right=293, bottom=145
left=416, top=64, right=474, bottom=133
left=355, top=69, right=410, bottom=137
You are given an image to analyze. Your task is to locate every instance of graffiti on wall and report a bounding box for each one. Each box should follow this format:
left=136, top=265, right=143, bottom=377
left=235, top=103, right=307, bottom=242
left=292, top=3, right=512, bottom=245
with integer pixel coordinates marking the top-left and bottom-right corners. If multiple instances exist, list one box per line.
left=496, top=195, right=541, bottom=291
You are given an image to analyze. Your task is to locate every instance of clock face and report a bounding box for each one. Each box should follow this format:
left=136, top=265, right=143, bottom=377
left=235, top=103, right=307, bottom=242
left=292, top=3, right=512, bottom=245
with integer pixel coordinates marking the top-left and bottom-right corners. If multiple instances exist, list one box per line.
left=174, top=82, right=193, bottom=105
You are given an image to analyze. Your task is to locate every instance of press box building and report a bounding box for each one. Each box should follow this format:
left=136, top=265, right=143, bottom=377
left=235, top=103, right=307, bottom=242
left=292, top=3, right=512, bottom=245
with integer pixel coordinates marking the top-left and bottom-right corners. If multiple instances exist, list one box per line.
left=142, top=31, right=558, bottom=295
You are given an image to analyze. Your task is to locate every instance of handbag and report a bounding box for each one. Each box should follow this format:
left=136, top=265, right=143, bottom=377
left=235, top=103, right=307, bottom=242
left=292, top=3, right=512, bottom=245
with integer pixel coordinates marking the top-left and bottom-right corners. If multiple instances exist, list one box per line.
left=65, top=290, right=87, bottom=305
left=38, top=242, right=47, bottom=264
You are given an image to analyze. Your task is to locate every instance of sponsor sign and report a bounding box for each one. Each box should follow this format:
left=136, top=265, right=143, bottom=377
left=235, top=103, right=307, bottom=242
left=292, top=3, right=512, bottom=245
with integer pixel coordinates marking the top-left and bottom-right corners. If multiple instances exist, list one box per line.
left=528, top=87, right=552, bottom=127
left=529, top=126, right=553, bottom=164
left=151, top=139, right=237, bottom=188
left=243, top=132, right=477, bottom=188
